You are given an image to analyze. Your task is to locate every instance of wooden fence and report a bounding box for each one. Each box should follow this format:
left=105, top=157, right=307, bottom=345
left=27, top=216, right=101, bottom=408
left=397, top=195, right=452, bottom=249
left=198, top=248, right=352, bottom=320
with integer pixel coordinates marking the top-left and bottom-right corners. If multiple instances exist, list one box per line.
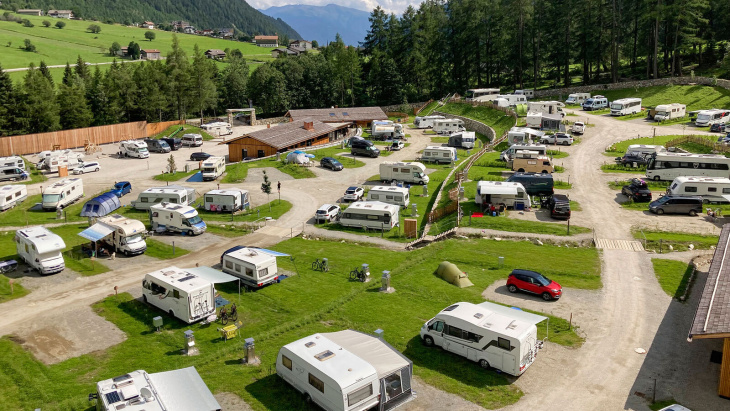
left=0, top=120, right=184, bottom=156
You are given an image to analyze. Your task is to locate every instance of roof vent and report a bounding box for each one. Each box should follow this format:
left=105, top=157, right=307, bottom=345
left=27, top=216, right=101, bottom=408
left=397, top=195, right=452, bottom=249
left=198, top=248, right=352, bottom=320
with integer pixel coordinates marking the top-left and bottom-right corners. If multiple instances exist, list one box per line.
left=474, top=313, right=484, bottom=319
left=305, top=341, right=316, bottom=348
left=507, top=320, right=518, bottom=330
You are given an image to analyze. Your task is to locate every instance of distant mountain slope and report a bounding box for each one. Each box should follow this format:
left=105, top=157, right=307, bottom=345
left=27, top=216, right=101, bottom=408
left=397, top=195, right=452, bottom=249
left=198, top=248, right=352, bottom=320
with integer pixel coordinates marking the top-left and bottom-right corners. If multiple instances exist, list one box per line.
left=261, top=3, right=369, bottom=46
left=16, top=0, right=300, bottom=37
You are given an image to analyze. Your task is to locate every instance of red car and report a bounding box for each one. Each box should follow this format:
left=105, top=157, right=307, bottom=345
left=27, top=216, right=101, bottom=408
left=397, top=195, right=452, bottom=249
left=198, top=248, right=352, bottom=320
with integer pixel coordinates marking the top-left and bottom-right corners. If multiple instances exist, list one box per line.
left=506, top=269, right=562, bottom=301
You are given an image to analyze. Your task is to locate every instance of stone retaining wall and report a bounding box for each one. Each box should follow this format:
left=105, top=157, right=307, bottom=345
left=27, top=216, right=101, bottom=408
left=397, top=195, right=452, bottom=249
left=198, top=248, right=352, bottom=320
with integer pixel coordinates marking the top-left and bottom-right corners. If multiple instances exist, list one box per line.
left=432, top=110, right=495, bottom=141
left=533, top=76, right=730, bottom=98
left=252, top=116, right=288, bottom=126
left=380, top=102, right=429, bottom=114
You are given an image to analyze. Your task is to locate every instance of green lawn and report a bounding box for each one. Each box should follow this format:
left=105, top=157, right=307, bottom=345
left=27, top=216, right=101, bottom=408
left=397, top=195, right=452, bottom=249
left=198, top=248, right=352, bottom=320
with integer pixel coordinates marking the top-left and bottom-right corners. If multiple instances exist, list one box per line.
left=152, top=169, right=199, bottom=182
left=0, top=274, right=28, bottom=304
left=152, top=124, right=215, bottom=141
left=198, top=200, right=292, bottom=222
left=651, top=259, right=693, bottom=299
left=461, top=203, right=591, bottom=237
left=20, top=158, right=47, bottom=185
left=547, top=150, right=569, bottom=159
left=305, top=147, right=366, bottom=168
left=205, top=223, right=253, bottom=238
left=608, top=179, right=669, bottom=191
left=222, top=158, right=316, bottom=183
left=605, top=134, right=715, bottom=156
left=438, top=103, right=517, bottom=138
left=585, top=85, right=730, bottom=112
left=50, top=224, right=110, bottom=276
left=418, top=100, right=440, bottom=116
left=0, top=193, right=88, bottom=227
left=613, top=111, right=650, bottom=121
left=633, top=230, right=719, bottom=253
left=144, top=238, right=189, bottom=259
left=600, top=164, right=647, bottom=174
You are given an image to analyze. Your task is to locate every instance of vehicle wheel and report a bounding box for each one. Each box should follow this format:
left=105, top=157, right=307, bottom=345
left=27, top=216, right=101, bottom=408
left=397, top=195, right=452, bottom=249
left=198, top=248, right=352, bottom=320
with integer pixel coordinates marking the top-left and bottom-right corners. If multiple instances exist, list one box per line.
left=187, top=230, right=193, bottom=236
left=653, top=176, right=661, bottom=181
left=656, top=209, right=665, bottom=215
left=689, top=209, right=698, bottom=216
left=541, top=170, right=548, bottom=174
left=517, top=168, right=525, bottom=172
left=304, top=394, right=312, bottom=404
left=423, top=336, right=434, bottom=347
left=419, top=181, right=425, bottom=185
left=80, top=170, right=84, bottom=174
left=95, top=168, right=99, bottom=172
left=508, top=284, right=518, bottom=293
left=542, top=292, right=552, bottom=301
left=479, top=359, right=490, bottom=369
left=142, top=295, right=147, bottom=303
left=703, top=198, right=710, bottom=204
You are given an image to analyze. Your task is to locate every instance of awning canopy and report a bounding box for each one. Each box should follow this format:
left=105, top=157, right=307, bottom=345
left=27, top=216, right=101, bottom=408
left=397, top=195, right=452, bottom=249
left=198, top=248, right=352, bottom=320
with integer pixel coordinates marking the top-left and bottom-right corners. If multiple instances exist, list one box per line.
left=148, top=366, right=221, bottom=411
left=324, top=330, right=411, bottom=379
left=477, top=301, right=548, bottom=325
left=78, top=223, right=114, bottom=242
left=186, top=266, right=238, bottom=283
left=257, top=248, right=290, bottom=257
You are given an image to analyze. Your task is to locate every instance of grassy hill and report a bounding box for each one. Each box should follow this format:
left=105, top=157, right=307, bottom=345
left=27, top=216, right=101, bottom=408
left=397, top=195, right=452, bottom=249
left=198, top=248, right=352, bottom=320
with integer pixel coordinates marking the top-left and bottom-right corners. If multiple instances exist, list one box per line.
left=550, top=84, right=730, bottom=111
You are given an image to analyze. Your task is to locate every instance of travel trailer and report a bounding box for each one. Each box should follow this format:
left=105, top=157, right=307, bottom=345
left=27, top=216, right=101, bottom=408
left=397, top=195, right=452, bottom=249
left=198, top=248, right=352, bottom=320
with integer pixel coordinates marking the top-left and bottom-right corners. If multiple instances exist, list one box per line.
left=414, top=115, right=445, bottom=129
left=200, top=121, right=232, bottom=136
left=624, top=144, right=667, bottom=156
left=511, top=152, right=554, bottom=174
left=526, top=112, right=563, bottom=130
left=119, top=140, right=150, bottom=158
left=527, top=101, right=565, bottom=116
left=379, top=162, right=429, bottom=185
left=501, top=144, right=548, bottom=162
left=433, top=119, right=466, bottom=135
left=507, top=127, right=545, bottom=145
left=475, top=181, right=531, bottom=209
left=667, top=176, right=730, bottom=203
left=15, top=226, right=66, bottom=275
left=420, top=301, right=546, bottom=376
left=0, top=156, right=25, bottom=170
left=371, top=124, right=405, bottom=140
left=203, top=188, right=249, bottom=212
left=565, top=93, right=590, bottom=105
left=339, top=201, right=399, bottom=231
left=0, top=185, right=27, bottom=211
left=465, top=88, right=500, bottom=102
left=181, top=133, right=204, bottom=147
left=42, top=178, right=83, bottom=210
left=92, top=214, right=147, bottom=256
left=150, top=202, right=207, bottom=236
left=201, top=156, right=225, bottom=181
left=695, top=109, right=730, bottom=127
left=366, top=186, right=410, bottom=208
left=646, top=153, right=730, bottom=181
left=221, top=247, right=288, bottom=289
left=653, top=103, right=686, bottom=121
left=581, top=95, right=608, bottom=111
left=39, top=152, right=83, bottom=172
left=494, top=94, right=527, bottom=107
left=610, top=98, right=642, bottom=116
left=132, top=185, right=196, bottom=210
left=448, top=131, right=476, bottom=149
left=422, top=146, right=457, bottom=164
left=276, top=330, right=414, bottom=411
left=514, top=89, right=535, bottom=98
left=142, top=266, right=216, bottom=323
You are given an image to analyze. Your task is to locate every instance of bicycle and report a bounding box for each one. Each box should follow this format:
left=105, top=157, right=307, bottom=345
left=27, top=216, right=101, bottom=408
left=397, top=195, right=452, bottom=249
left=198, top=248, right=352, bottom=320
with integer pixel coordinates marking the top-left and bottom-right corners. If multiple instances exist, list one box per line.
left=312, top=258, right=329, bottom=272
left=219, top=303, right=238, bottom=325
left=349, top=267, right=366, bottom=282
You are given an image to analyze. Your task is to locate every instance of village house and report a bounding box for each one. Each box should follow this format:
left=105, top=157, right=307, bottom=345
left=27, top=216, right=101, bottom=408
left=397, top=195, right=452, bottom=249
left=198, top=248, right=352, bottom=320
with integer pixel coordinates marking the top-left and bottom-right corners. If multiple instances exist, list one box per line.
left=285, top=107, right=389, bottom=128
left=205, top=49, right=226, bottom=60
left=254, top=35, right=279, bottom=47
left=47, top=9, right=73, bottom=19
left=141, top=49, right=161, bottom=60
left=289, top=40, right=313, bottom=52
left=142, top=21, right=154, bottom=29
left=16, top=9, right=42, bottom=16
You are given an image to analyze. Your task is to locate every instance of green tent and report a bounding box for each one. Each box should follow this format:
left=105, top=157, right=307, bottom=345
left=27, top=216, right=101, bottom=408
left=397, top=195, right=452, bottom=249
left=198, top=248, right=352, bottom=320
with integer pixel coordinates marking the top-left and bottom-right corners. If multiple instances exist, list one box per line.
left=435, top=261, right=474, bottom=288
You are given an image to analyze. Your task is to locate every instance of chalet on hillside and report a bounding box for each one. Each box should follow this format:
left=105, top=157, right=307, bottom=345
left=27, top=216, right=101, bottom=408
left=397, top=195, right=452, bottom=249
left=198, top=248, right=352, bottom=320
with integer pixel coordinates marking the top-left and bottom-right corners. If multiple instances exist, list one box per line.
left=205, top=49, right=226, bottom=60
left=218, top=28, right=234, bottom=38
left=142, top=21, right=155, bottom=29
left=48, top=10, right=73, bottom=19
left=16, top=9, right=42, bottom=16
left=254, top=35, right=279, bottom=47
left=289, top=40, right=313, bottom=52
left=117, top=46, right=129, bottom=57
left=271, top=48, right=300, bottom=58
left=285, top=107, right=388, bottom=127
left=141, top=49, right=161, bottom=60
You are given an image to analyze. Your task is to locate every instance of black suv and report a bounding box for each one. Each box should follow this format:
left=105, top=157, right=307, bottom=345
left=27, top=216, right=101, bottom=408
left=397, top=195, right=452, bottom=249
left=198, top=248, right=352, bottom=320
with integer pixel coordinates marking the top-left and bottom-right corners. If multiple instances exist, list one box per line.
left=161, top=137, right=182, bottom=151
left=350, top=138, right=380, bottom=158
left=615, top=152, right=649, bottom=167
left=507, top=172, right=554, bottom=196
left=548, top=194, right=571, bottom=220
left=320, top=157, right=343, bottom=171
left=621, top=178, right=652, bottom=202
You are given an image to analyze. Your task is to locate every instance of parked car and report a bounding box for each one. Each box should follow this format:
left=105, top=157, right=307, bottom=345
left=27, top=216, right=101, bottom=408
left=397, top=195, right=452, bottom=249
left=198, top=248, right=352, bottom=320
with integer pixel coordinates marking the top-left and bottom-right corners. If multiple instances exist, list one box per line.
left=539, top=132, right=573, bottom=146
left=161, top=137, right=182, bottom=151
left=615, top=152, right=649, bottom=167
left=621, top=178, right=652, bottom=202
left=507, top=269, right=562, bottom=301
left=548, top=194, right=571, bottom=219
left=320, top=157, right=343, bottom=171
left=110, top=181, right=132, bottom=198
left=343, top=186, right=364, bottom=202
left=315, top=204, right=340, bottom=223
left=710, top=123, right=728, bottom=133
left=390, top=140, right=405, bottom=151
left=72, top=161, right=100, bottom=174
left=571, top=121, right=585, bottom=134
left=190, top=152, right=212, bottom=161
left=649, top=195, right=703, bottom=216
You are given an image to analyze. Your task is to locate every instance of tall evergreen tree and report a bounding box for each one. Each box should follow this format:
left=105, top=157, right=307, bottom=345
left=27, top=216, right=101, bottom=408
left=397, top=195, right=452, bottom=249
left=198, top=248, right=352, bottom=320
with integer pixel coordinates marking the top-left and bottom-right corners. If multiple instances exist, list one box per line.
left=58, top=77, right=93, bottom=129
left=219, top=56, right=249, bottom=110
left=39, top=61, right=54, bottom=87
left=62, top=63, right=74, bottom=86
left=166, top=35, right=190, bottom=119
left=189, top=44, right=218, bottom=121
left=21, top=64, right=60, bottom=133
left=0, top=63, right=19, bottom=136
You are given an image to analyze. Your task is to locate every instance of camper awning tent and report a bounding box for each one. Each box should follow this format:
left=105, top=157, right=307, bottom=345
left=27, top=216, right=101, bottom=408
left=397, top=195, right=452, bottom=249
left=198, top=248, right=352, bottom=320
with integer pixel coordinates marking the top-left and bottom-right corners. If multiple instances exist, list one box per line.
left=186, top=266, right=238, bottom=283
left=80, top=192, right=121, bottom=217
left=147, top=366, right=221, bottom=411
left=324, top=330, right=410, bottom=379
left=78, top=223, right=114, bottom=242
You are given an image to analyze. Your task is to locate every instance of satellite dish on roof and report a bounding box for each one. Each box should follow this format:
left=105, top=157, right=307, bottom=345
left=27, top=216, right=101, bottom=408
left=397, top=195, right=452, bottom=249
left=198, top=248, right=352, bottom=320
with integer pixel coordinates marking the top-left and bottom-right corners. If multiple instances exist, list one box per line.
left=140, top=387, right=153, bottom=400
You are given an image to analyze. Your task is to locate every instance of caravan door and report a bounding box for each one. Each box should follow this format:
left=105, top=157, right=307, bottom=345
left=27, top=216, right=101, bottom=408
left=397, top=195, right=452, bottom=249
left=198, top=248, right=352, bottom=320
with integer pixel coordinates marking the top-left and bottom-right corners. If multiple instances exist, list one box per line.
left=503, top=353, right=517, bottom=374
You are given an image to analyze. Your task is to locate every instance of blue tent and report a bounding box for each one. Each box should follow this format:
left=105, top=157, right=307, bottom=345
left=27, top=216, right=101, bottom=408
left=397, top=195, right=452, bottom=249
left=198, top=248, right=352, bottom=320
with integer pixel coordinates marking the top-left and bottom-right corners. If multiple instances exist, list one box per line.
left=80, top=192, right=121, bottom=217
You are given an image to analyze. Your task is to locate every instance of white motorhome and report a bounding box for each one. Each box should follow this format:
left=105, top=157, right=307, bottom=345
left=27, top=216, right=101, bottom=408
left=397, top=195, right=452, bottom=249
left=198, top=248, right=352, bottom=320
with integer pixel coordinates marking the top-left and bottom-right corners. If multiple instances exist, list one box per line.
left=448, top=131, right=476, bottom=149
left=203, top=188, right=249, bottom=212
left=500, top=144, right=548, bottom=162
left=379, top=162, right=429, bottom=185
left=647, top=153, right=730, bottom=181
left=420, top=301, right=546, bottom=376
left=132, top=185, right=196, bottom=210
left=142, top=266, right=216, bottom=323
left=40, top=152, right=83, bottom=172
left=340, top=201, right=399, bottom=231
left=433, top=119, right=465, bottom=135
left=200, top=121, right=232, bottom=136
left=465, top=88, right=500, bottom=102
left=414, top=115, right=445, bottom=129
left=42, top=177, right=83, bottom=210
left=610, top=98, right=642, bottom=116
left=494, top=94, right=527, bottom=107
left=581, top=95, right=608, bottom=111
left=15, top=226, right=66, bottom=275
left=371, top=124, right=405, bottom=140
left=565, top=93, right=590, bottom=105
left=201, top=156, right=225, bottom=181
left=0, top=156, right=25, bottom=170
left=625, top=144, right=667, bottom=156
left=93, top=214, right=147, bottom=256
left=514, top=89, right=535, bottom=99
left=527, top=101, right=565, bottom=117
left=695, top=109, right=730, bottom=127
left=150, top=203, right=207, bottom=236
left=119, top=140, right=150, bottom=158
left=0, top=185, right=27, bottom=211
left=367, top=186, right=410, bottom=208
left=475, top=181, right=530, bottom=209
left=667, top=176, right=730, bottom=204
left=422, top=146, right=457, bottom=164
left=525, top=112, right=543, bottom=129
left=653, top=103, right=686, bottom=121
left=221, top=247, right=286, bottom=289
left=507, top=127, right=545, bottom=145
left=181, top=133, right=204, bottom=147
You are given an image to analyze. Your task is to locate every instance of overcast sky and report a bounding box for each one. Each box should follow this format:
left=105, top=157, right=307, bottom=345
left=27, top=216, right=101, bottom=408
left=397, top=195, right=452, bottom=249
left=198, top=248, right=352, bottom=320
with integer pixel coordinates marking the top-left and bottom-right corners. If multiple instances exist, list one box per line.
left=250, top=0, right=418, bottom=14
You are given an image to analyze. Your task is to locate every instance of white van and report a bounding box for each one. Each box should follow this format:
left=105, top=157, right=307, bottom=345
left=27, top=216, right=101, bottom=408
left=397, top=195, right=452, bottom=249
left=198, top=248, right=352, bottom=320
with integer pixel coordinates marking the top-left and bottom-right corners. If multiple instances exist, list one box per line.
left=150, top=202, right=206, bottom=236
left=610, top=98, right=642, bottom=116
left=201, top=156, right=225, bottom=181
left=203, top=188, right=249, bottom=212
left=15, top=226, right=66, bottom=275
left=475, top=181, right=531, bottom=209
left=181, top=133, right=204, bottom=147
left=653, top=103, right=686, bottom=121
left=371, top=124, right=405, bottom=140
left=414, top=115, right=445, bottom=129
left=420, top=301, right=546, bottom=376
left=695, top=109, right=730, bottom=127
left=379, top=162, right=429, bottom=185
left=221, top=247, right=282, bottom=289
left=200, top=122, right=232, bottom=136
left=433, top=119, right=465, bottom=135
left=527, top=101, right=565, bottom=116
left=119, top=140, right=150, bottom=158
left=448, top=131, right=476, bottom=149
left=142, top=266, right=217, bottom=323
left=565, top=93, right=590, bottom=105
left=465, top=88, right=500, bottom=102
left=0, top=185, right=28, bottom=211
left=366, top=186, right=410, bottom=208
left=495, top=94, right=527, bottom=107
left=0, top=156, right=25, bottom=170
left=500, top=144, right=548, bottom=162
left=94, top=214, right=147, bottom=256
left=507, top=127, right=545, bottom=145
left=42, top=178, right=83, bottom=210
left=667, top=176, right=730, bottom=203
left=422, top=146, right=457, bottom=164
left=581, top=95, right=608, bottom=111
left=339, top=201, right=399, bottom=231
left=132, top=185, right=196, bottom=210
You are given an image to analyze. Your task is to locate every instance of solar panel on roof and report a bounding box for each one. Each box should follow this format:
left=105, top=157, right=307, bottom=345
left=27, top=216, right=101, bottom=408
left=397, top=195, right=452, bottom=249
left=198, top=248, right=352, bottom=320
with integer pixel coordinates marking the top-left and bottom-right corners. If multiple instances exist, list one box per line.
left=329, top=113, right=335, bottom=116
left=105, top=391, right=122, bottom=404
left=177, top=275, right=196, bottom=282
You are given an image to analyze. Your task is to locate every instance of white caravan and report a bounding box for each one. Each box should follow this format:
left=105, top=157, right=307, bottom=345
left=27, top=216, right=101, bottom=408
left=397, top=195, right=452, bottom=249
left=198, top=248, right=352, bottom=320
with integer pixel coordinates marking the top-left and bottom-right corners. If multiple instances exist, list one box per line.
left=42, top=177, right=83, bottom=210
left=203, top=188, right=250, bottom=212
left=142, top=266, right=216, bottom=323
left=221, top=247, right=284, bottom=289
left=625, top=144, right=667, bottom=156
left=653, top=103, right=686, bottom=121
left=507, top=127, right=545, bottom=145
left=433, top=119, right=466, bottom=135
left=150, top=202, right=207, bottom=236
left=200, top=121, right=232, bottom=136
left=39, top=152, right=83, bottom=172
left=414, top=115, right=445, bottom=129
left=132, top=185, right=196, bottom=210
left=525, top=112, right=543, bottom=128
left=201, top=156, right=225, bottom=181
left=15, top=226, right=66, bottom=275
left=448, top=131, right=476, bottom=149
left=340, top=201, right=399, bottom=231
left=667, top=176, right=730, bottom=203
left=94, top=214, right=147, bottom=256
left=367, top=186, right=410, bottom=208
left=494, top=94, right=527, bottom=107
left=475, top=181, right=531, bottom=209
left=565, top=93, right=590, bottom=105
left=119, top=140, right=150, bottom=158
left=646, top=153, right=730, bottom=181
left=527, top=101, right=565, bottom=117
left=465, top=88, right=500, bottom=102
left=420, top=301, right=546, bottom=376
left=0, top=185, right=27, bottom=211
left=422, top=146, right=458, bottom=164
left=371, top=124, right=405, bottom=140
left=610, top=98, right=642, bottom=116
left=379, top=162, right=429, bottom=185
left=514, top=89, right=535, bottom=99
left=0, top=156, right=25, bottom=170
left=500, top=144, right=548, bottom=162
left=695, top=109, right=730, bottom=127
left=277, top=330, right=414, bottom=411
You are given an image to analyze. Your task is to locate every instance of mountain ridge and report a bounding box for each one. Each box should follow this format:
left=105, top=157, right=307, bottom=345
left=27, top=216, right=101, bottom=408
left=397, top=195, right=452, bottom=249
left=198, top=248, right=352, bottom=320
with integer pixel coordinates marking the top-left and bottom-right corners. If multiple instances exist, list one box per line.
left=261, top=3, right=370, bottom=46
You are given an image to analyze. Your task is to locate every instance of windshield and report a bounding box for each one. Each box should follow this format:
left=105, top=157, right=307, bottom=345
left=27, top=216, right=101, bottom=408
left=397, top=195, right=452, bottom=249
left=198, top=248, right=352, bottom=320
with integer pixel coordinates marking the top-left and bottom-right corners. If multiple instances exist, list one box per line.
left=610, top=103, right=623, bottom=110
left=159, top=141, right=170, bottom=148
left=698, top=114, right=710, bottom=121
left=331, top=160, right=342, bottom=166
left=202, top=167, right=215, bottom=173
left=43, top=194, right=60, bottom=203
left=187, top=215, right=203, bottom=225
left=536, top=275, right=551, bottom=286
left=647, top=157, right=656, bottom=170
left=654, top=196, right=670, bottom=204
left=126, top=234, right=143, bottom=244
left=39, top=251, right=61, bottom=262
left=585, top=99, right=594, bottom=105
left=419, top=172, right=426, bottom=178
left=656, top=111, right=669, bottom=117
left=316, top=210, right=327, bottom=214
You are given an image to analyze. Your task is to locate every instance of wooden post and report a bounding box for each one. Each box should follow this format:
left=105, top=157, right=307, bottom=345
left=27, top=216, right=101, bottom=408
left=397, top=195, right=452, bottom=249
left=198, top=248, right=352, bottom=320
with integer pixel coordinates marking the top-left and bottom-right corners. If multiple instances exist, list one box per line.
left=720, top=338, right=730, bottom=398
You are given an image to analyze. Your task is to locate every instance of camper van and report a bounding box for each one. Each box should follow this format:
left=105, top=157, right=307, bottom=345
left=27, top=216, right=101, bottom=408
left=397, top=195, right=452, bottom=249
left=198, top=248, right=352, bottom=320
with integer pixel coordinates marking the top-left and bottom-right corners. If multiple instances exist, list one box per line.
left=201, top=156, right=225, bottom=181
left=15, top=226, right=66, bottom=275
left=371, top=123, right=405, bottom=140
left=581, top=95, right=608, bottom=111
left=181, top=133, right=204, bottom=147
left=203, top=188, right=249, bottom=212
left=150, top=202, right=206, bottom=236
left=132, top=185, right=196, bottom=210
left=144, top=138, right=171, bottom=153
left=500, top=144, right=548, bottom=162
left=142, top=266, right=216, bottom=323
left=565, top=93, right=590, bottom=105
left=695, top=109, right=730, bottom=127
left=624, top=144, right=667, bottom=157
left=221, top=247, right=286, bottom=289
left=433, top=119, right=466, bottom=135
left=667, top=176, right=730, bottom=203
left=366, top=186, right=410, bottom=208
left=0, top=185, right=27, bottom=211
left=0, top=156, right=25, bottom=170
left=514, top=89, right=535, bottom=99
left=339, top=201, right=399, bottom=231
left=350, top=138, right=381, bottom=158
left=94, top=214, right=147, bottom=256
left=475, top=181, right=530, bottom=209
left=448, top=131, right=476, bottom=149
left=414, top=115, right=445, bottom=129
left=494, top=94, right=527, bottom=107
left=0, top=167, right=29, bottom=182
left=610, top=98, right=642, bottom=116
left=420, top=301, right=545, bottom=376
left=653, top=103, right=686, bottom=122
left=507, top=127, right=545, bottom=145
left=527, top=101, right=565, bottom=117
left=646, top=153, right=730, bottom=181
left=119, top=140, right=149, bottom=158
left=512, top=152, right=553, bottom=174
left=42, top=178, right=83, bottom=210
left=465, top=88, right=500, bottom=102
left=422, top=146, right=457, bottom=164
left=379, top=162, right=429, bottom=185
left=200, top=121, right=232, bottom=136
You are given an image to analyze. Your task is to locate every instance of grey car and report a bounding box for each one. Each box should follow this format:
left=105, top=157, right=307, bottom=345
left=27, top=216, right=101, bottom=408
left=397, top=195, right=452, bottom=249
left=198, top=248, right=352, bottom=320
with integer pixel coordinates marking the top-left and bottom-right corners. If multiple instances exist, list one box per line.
left=649, top=195, right=702, bottom=216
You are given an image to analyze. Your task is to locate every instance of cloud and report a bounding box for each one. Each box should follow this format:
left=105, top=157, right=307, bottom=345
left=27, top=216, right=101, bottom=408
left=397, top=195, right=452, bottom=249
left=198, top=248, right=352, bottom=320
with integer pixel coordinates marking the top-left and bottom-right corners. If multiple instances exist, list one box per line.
left=251, top=0, right=420, bottom=14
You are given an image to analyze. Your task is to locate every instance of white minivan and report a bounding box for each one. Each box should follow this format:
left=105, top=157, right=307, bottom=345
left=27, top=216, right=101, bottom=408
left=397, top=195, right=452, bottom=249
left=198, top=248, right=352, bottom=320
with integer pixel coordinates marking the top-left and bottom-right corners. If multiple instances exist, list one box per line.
left=181, top=133, right=204, bottom=147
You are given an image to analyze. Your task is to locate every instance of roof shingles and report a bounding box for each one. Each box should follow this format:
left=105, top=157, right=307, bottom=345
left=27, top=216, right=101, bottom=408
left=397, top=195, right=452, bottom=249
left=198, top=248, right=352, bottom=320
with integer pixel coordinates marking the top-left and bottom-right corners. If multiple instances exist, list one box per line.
left=225, top=119, right=346, bottom=149
left=286, top=107, right=388, bottom=123
left=690, top=224, right=730, bottom=339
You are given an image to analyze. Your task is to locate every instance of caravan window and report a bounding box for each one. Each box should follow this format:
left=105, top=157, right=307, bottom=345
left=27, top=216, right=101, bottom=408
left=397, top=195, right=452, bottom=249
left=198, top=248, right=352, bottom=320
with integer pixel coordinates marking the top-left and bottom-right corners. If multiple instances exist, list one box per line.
left=684, top=186, right=697, bottom=193
left=371, top=194, right=379, bottom=199
left=5, top=195, right=11, bottom=202
left=282, top=355, right=292, bottom=370
left=723, top=188, right=730, bottom=194
left=170, top=198, right=178, bottom=204
left=173, top=290, right=180, bottom=299
left=347, top=384, right=373, bottom=407
left=258, top=267, right=268, bottom=277
left=498, top=337, right=511, bottom=350
left=447, top=325, right=463, bottom=338
left=245, top=267, right=254, bottom=277
left=708, top=187, right=717, bottom=192
left=367, top=215, right=379, bottom=220
left=206, top=196, right=213, bottom=202
left=235, top=264, right=241, bottom=273
left=308, top=373, right=325, bottom=393
left=225, top=261, right=234, bottom=269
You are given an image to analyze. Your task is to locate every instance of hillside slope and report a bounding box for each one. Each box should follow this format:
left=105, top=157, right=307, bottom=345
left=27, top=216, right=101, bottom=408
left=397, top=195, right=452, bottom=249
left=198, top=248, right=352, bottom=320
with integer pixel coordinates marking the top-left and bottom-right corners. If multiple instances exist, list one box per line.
left=261, top=3, right=369, bottom=46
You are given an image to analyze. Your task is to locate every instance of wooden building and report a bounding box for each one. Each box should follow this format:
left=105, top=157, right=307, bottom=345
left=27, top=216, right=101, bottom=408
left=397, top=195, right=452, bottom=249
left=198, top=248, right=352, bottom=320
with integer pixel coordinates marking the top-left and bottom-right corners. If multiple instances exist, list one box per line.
left=285, top=107, right=388, bottom=127
left=141, top=49, right=161, bottom=60
left=254, top=35, right=279, bottom=47
left=223, top=119, right=349, bottom=162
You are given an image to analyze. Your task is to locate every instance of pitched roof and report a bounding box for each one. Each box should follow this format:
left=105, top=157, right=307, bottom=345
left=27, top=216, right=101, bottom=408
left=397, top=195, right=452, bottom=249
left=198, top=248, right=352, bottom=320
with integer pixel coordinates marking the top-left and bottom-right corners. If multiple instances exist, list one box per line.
left=286, top=107, right=388, bottom=123
left=255, top=35, right=279, bottom=40
left=142, top=49, right=160, bottom=53
left=224, top=119, right=347, bottom=149
left=205, top=49, right=226, bottom=55
left=690, top=224, right=730, bottom=340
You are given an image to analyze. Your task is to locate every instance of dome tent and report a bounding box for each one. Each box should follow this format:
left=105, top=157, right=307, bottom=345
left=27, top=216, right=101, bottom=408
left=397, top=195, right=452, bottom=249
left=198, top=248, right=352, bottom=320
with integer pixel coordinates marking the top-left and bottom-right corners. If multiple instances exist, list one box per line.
left=435, top=261, right=474, bottom=288
left=80, top=192, right=121, bottom=217
left=285, top=150, right=313, bottom=164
